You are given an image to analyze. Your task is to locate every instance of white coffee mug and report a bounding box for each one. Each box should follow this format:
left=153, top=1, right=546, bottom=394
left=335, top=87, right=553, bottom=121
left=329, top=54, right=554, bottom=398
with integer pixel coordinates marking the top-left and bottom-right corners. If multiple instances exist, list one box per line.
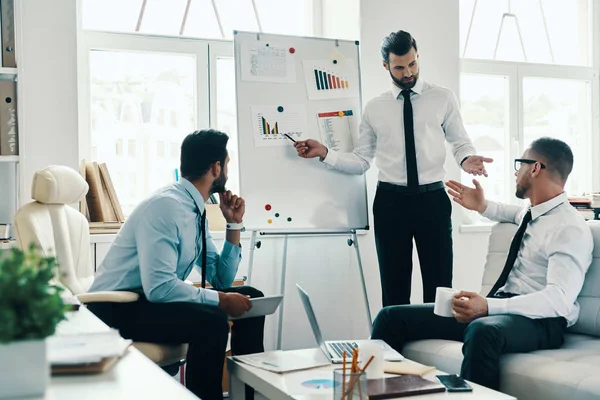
left=359, top=342, right=384, bottom=380
left=433, top=287, right=459, bottom=317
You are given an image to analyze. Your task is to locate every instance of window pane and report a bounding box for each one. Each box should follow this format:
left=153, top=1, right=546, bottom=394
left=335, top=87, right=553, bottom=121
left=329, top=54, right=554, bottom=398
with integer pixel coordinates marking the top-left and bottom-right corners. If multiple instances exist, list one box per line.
left=523, top=78, right=592, bottom=196
left=182, top=0, right=223, bottom=39
left=82, top=0, right=143, bottom=33
left=460, top=74, right=510, bottom=204
left=138, top=0, right=187, bottom=36
left=89, top=50, right=196, bottom=217
left=254, top=0, right=311, bottom=36
left=214, top=0, right=258, bottom=39
left=215, top=57, right=240, bottom=196
left=460, top=0, right=591, bottom=66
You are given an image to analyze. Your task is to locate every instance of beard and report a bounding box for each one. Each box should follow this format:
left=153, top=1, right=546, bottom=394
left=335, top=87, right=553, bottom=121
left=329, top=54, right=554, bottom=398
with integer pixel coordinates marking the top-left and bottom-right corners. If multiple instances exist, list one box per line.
left=210, top=170, right=227, bottom=194
left=389, top=69, right=419, bottom=89
left=515, top=181, right=529, bottom=199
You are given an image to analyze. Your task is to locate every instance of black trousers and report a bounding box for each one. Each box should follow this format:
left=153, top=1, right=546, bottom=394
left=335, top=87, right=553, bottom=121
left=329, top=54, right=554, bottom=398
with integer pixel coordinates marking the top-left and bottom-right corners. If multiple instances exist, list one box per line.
left=87, top=286, right=265, bottom=400
left=374, top=185, right=453, bottom=306
left=371, top=304, right=567, bottom=390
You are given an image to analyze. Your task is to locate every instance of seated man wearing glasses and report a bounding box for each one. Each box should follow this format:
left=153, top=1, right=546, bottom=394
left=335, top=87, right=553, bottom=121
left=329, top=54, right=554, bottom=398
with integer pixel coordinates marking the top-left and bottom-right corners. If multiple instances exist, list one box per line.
left=371, top=137, right=593, bottom=391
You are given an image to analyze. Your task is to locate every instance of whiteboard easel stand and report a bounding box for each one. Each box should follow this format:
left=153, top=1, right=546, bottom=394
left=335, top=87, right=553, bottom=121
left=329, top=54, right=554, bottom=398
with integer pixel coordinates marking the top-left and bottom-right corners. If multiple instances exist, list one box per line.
left=246, top=229, right=372, bottom=350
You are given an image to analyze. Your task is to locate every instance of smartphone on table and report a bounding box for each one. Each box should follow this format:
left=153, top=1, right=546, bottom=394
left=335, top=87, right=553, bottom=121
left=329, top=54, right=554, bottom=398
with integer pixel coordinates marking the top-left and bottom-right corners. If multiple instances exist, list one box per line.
left=436, top=374, right=473, bottom=392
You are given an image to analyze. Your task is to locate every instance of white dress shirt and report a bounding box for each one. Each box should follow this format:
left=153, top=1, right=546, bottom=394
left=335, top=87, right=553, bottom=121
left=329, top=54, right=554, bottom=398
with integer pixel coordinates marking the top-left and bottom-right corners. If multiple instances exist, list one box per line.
left=322, top=78, right=476, bottom=185
left=483, top=193, right=593, bottom=326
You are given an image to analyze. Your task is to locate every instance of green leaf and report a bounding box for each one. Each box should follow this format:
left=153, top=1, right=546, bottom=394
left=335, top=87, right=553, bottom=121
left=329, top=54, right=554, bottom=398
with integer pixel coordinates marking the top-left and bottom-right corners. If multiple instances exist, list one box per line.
left=0, top=245, right=66, bottom=343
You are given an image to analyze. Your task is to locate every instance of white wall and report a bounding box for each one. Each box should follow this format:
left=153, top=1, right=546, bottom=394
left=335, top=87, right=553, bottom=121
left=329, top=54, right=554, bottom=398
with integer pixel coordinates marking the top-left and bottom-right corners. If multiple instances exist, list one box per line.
left=16, top=0, right=80, bottom=205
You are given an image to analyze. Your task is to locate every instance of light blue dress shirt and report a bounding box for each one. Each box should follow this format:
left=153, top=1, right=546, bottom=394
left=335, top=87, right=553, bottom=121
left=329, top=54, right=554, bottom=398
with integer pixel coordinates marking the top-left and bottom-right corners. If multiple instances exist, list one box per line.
left=89, top=178, right=242, bottom=306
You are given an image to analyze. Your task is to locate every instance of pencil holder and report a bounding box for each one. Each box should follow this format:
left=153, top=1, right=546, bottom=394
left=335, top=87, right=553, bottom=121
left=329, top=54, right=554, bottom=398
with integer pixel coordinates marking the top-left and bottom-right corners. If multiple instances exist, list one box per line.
left=333, top=368, right=368, bottom=400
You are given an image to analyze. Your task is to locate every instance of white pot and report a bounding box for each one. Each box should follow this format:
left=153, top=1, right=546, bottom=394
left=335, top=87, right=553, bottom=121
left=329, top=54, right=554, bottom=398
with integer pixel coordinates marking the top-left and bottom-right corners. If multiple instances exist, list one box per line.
left=0, top=339, right=48, bottom=398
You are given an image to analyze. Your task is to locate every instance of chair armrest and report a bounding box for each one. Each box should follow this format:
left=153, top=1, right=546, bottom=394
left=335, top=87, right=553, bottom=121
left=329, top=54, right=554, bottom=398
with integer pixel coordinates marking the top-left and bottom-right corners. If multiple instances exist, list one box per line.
left=77, top=291, right=140, bottom=303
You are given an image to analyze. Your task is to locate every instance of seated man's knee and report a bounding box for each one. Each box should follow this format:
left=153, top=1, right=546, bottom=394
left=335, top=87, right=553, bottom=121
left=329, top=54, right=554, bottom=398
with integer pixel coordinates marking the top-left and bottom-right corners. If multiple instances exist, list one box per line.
left=464, top=318, right=500, bottom=344
left=372, top=306, right=394, bottom=339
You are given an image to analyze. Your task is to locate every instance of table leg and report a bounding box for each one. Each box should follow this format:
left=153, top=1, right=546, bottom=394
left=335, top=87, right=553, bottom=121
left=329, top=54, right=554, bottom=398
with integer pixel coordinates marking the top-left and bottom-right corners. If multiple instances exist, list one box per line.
left=229, top=371, right=248, bottom=400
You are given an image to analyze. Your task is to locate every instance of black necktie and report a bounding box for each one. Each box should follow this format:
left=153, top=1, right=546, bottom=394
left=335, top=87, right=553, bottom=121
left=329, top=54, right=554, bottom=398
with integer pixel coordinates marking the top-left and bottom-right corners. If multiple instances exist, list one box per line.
left=401, top=89, right=419, bottom=193
left=200, top=210, right=207, bottom=289
left=487, top=209, right=532, bottom=297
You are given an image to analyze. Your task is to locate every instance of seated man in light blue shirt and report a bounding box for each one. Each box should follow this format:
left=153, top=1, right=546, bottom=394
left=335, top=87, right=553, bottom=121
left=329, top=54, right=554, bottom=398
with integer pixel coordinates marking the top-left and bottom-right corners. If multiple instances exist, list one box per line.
left=88, top=129, right=263, bottom=400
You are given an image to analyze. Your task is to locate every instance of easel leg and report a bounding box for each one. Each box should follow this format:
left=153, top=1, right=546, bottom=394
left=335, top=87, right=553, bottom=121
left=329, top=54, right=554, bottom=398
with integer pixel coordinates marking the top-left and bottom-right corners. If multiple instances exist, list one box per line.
left=350, top=232, right=373, bottom=332
left=277, top=235, right=289, bottom=350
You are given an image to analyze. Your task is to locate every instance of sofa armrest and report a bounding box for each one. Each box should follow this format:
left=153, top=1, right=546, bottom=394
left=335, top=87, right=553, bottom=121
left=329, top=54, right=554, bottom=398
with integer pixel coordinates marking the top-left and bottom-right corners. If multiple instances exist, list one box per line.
left=77, top=291, right=140, bottom=303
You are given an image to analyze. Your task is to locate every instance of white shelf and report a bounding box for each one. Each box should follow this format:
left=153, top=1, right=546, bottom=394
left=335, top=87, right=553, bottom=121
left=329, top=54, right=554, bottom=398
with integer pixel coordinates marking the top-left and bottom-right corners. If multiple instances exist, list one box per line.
left=0, top=155, right=18, bottom=162
left=0, top=67, right=17, bottom=75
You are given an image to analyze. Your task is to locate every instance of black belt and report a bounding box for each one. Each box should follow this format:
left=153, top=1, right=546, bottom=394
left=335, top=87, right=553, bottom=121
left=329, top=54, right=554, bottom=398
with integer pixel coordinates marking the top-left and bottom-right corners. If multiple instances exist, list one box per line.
left=377, top=180, right=445, bottom=194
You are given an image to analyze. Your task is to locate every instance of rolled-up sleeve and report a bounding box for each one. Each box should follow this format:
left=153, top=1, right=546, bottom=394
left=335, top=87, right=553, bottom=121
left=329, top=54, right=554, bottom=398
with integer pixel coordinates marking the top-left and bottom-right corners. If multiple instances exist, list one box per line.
left=136, top=198, right=219, bottom=305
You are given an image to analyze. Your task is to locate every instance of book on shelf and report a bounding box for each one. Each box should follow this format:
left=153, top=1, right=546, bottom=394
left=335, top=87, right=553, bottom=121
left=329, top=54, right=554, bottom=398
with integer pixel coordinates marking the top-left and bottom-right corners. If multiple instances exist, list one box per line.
left=81, top=160, right=125, bottom=232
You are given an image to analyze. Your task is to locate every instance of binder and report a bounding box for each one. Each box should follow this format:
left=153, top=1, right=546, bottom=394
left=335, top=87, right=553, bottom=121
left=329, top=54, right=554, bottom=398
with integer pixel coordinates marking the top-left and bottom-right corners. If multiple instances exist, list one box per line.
left=0, top=79, right=17, bottom=155
left=0, top=0, right=16, bottom=68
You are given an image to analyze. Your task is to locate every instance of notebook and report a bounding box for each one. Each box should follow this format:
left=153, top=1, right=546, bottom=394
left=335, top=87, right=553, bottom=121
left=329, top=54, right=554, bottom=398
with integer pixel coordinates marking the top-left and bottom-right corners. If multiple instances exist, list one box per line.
left=367, top=375, right=446, bottom=399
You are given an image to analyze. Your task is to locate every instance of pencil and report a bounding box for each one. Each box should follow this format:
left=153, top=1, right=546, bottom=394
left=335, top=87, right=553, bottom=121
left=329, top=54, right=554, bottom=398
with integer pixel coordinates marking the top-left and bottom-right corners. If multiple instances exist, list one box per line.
left=283, top=133, right=296, bottom=143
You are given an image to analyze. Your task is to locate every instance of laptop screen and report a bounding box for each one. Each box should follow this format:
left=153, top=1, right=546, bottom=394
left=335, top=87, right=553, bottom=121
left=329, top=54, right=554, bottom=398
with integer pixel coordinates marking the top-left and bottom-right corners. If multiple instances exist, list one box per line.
left=296, top=284, right=331, bottom=358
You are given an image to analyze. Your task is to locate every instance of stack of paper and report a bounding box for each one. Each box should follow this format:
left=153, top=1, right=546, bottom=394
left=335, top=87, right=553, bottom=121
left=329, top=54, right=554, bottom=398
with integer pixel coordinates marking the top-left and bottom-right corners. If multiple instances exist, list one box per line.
left=233, top=350, right=329, bottom=373
left=47, top=328, right=131, bottom=366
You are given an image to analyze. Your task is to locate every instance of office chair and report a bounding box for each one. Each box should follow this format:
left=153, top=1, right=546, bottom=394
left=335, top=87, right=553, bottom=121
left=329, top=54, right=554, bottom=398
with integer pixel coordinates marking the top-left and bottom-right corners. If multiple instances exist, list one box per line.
left=13, top=165, right=188, bottom=378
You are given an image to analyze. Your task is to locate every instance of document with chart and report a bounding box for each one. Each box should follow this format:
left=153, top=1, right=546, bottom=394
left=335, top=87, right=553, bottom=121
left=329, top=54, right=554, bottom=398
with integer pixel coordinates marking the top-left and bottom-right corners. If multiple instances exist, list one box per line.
left=317, top=110, right=356, bottom=152
left=250, top=104, right=309, bottom=147
left=303, top=59, right=359, bottom=100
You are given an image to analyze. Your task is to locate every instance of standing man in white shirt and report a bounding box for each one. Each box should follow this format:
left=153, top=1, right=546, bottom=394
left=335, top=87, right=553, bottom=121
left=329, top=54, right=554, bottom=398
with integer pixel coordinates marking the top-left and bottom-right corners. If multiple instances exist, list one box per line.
left=371, top=137, right=594, bottom=390
left=294, top=30, right=492, bottom=306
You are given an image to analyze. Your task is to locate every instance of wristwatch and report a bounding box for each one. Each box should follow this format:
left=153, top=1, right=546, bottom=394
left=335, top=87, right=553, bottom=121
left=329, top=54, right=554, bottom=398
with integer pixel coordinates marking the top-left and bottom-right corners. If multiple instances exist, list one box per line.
left=226, top=221, right=244, bottom=230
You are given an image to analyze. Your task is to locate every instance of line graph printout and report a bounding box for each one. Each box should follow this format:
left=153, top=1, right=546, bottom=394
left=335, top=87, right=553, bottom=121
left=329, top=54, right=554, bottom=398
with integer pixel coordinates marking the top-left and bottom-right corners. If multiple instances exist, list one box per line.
left=317, top=110, right=355, bottom=152
left=251, top=105, right=308, bottom=147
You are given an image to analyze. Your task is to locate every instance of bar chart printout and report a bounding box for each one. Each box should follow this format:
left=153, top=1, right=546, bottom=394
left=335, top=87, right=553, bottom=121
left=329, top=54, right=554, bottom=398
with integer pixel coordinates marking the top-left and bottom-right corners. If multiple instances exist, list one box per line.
left=251, top=105, right=308, bottom=147
left=303, top=59, right=359, bottom=100
left=317, top=110, right=355, bottom=153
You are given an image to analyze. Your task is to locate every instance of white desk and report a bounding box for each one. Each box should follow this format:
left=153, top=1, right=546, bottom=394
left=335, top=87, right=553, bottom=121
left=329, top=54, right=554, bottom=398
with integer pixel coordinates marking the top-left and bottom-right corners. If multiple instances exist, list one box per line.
left=227, top=348, right=516, bottom=400
left=37, top=307, right=198, bottom=400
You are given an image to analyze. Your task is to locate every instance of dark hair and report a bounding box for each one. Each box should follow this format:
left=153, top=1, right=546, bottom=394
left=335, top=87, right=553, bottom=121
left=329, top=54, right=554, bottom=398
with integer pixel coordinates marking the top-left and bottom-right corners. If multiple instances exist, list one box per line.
left=180, top=129, right=229, bottom=181
left=380, top=30, right=418, bottom=63
left=530, top=137, right=573, bottom=182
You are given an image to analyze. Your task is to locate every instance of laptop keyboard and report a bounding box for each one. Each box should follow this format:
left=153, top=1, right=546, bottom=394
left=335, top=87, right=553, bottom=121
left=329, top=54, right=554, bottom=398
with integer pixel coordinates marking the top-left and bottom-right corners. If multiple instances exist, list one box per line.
left=330, top=342, right=359, bottom=358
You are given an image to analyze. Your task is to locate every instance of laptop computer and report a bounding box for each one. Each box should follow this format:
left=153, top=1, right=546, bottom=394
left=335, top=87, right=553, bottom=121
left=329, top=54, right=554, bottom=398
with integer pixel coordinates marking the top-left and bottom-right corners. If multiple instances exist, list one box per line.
left=296, top=284, right=404, bottom=364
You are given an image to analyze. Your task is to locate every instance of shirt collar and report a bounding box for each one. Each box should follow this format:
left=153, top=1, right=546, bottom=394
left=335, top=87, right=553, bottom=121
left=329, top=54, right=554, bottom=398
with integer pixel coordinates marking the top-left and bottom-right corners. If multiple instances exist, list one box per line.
left=530, top=192, right=568, bottom=221
left=392, top=78, right=425, bottom=99
left=179, top=177, right=206, bottom=214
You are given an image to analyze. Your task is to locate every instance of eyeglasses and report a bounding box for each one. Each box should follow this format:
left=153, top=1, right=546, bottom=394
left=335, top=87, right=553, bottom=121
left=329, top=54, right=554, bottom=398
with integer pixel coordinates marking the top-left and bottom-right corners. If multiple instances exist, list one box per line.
left=514, top=159, right=546, bottom=171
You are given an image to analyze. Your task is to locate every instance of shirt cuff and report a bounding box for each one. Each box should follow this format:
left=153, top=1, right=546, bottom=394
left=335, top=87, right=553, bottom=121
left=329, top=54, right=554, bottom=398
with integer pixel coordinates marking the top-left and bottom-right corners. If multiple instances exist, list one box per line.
left=204, top=289, right=219, bottom=306
left=480, top=200, right=499, bottom=218
left=455, top=148, right=474, bottom=167
left=321, top=147, right=338, bottom=166
left=486, top=297, right=508, bottom=315
left=222, top=240, right=243, bottom=261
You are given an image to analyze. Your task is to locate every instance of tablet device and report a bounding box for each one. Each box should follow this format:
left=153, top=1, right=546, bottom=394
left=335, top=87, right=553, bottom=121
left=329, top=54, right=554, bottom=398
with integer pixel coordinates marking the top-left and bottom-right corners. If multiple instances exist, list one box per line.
left=229, top=294, right=283, bottom=320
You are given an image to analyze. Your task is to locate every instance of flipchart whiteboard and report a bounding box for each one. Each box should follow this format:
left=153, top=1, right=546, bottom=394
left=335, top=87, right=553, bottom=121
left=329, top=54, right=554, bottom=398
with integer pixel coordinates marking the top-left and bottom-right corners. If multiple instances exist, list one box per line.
left=233, top=31, right=369, bottom=232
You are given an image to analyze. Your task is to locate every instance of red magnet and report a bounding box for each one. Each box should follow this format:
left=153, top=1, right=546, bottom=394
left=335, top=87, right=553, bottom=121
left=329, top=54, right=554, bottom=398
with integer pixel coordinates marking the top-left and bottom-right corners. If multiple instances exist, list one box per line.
left=289, top=47, right=295, bottom=54
left=265, top=204, right=272, bottom=211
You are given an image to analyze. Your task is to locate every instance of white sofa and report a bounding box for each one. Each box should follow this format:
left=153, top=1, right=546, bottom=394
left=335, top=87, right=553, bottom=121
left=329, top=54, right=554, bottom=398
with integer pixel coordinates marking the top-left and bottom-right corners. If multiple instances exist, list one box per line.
left=403, top=222, right=600, bottom=400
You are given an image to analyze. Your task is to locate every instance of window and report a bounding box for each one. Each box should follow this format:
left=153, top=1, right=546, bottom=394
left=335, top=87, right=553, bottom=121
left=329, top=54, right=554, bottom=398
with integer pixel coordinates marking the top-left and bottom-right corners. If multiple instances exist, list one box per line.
left=89, top=49, right=197, bottom=216
left=460, top=0, right=592, bottom=66
left=459, top=0, right=598, bottom=210
left=82, top=0, right=312, bottom=39
left=79, top=0, right=314, bottom=217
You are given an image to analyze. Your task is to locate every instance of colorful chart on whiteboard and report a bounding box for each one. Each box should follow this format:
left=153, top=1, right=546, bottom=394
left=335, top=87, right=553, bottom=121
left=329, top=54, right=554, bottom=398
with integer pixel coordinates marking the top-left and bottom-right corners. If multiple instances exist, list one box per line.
left=241, top=41, right=296, bottom=83
left=303, top=59, right=359, bottom=100
left=317, top=110, right=355, bottom=152
left=251, top=104, right=309, bottom=147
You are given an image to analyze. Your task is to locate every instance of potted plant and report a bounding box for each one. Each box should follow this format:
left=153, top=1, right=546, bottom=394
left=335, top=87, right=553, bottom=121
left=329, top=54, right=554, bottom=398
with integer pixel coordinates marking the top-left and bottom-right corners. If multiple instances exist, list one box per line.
left=0, top=245, right=66, bottom=399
